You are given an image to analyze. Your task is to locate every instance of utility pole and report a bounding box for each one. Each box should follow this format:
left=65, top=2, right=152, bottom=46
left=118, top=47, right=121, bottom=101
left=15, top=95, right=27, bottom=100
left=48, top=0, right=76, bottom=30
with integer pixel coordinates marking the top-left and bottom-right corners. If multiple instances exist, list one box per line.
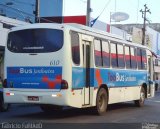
left=35, top=0, right=40, bottom=23
left=86, top=0, right=91, bottom=26
left=140, top=4, right=151, bottom=45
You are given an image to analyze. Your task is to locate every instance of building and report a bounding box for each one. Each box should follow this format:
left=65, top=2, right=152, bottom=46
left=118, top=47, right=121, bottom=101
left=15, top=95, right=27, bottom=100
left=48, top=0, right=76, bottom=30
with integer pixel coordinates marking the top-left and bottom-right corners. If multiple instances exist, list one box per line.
left=0, top=15, right=28, bottom=79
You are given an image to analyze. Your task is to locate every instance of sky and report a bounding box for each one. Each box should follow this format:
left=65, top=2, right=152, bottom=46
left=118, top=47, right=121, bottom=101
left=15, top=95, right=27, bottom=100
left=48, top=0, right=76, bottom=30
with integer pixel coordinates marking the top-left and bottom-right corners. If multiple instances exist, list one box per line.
left=64, top=0, right=159, bottom=24
left=0, top=0, right=159, bottom=24
left=90, top=0, right=159, bottom=24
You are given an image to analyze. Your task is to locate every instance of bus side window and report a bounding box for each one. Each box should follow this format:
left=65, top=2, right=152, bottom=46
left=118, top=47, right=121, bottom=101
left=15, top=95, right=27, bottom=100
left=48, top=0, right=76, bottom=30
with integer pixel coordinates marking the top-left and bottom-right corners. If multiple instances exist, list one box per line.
left=71, top=31, right=80, bottom=65
left=102, top=41, right=110, bottom=67
left=141, top=49, right=147, bottom=69
left=111, top=43, right=118, bottom=68
left=117, top=44, right=125, bottom=68
left=94, top=39, right=102, bottom=66
left=131, top=47, right=137, bottom=69
left=125, top=46, right=131, bottom=69
left=137, top=48, right=142, bottom=69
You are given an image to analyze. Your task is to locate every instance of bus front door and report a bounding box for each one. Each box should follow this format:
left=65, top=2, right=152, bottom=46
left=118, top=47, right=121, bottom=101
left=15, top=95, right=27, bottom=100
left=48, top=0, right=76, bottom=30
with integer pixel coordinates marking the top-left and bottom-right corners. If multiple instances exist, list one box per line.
left=82, top=41, right=90, bottom=105
left=147, top=56, right=155, bottom=97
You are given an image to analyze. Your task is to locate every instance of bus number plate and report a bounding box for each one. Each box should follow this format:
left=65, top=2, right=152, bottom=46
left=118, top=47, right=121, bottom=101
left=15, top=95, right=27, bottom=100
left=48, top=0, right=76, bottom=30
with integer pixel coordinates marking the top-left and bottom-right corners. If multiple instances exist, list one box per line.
left=28, top=96, right=39, bottom=101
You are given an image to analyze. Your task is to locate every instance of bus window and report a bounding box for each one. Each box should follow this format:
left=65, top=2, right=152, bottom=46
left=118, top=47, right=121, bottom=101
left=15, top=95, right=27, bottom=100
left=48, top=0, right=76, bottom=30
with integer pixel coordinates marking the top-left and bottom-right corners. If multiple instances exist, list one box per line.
left=117, top=44, right=125, bottom=68
left=94, top=39, right=102, bottom=66
left=137, top=48, right=142, bottom=69
left=102, top=41, right=110, bottom=67
left=125, top=46, right=131, bottom=68
left=141, top=49, right=147, bottom=69
left=111, top=43, right=118, bottom=67
left=131, top=47, right=137, bottom=69
left=7, top=29, right=63, bottom=53
left=71, top=31, right=80, bottom=65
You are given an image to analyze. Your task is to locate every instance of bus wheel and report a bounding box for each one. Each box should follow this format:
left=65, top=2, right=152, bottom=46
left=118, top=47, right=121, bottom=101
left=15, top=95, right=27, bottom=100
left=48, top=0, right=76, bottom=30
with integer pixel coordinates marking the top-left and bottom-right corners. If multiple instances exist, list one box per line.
left=155, top=83, right=158, bottom=91
left=134, top=87, right=145, bottom=107
left=0, top=102, right=10, bottom=112
left=40, top=104, right=63, bottom=113
left=0, top=93, right=10, bottom=112
left=95, top=88, right=108, bottom=115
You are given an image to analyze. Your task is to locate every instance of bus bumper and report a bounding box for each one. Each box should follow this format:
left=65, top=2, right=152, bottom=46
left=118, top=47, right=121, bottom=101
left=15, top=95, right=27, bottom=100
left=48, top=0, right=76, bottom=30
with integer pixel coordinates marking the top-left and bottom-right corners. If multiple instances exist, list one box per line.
left=3, top=88, right=68, bottom=106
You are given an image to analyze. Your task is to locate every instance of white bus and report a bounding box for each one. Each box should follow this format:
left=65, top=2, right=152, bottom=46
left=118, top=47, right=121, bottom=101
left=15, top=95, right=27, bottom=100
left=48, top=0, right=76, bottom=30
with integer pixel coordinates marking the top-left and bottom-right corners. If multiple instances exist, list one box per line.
left=3, top=23, right=155, bottom=115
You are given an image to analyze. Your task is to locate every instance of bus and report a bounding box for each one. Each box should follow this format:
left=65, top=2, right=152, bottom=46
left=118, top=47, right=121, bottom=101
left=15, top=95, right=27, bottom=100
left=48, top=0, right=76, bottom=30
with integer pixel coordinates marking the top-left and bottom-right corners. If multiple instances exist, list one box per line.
left=3, top=23, right=155, bottom=115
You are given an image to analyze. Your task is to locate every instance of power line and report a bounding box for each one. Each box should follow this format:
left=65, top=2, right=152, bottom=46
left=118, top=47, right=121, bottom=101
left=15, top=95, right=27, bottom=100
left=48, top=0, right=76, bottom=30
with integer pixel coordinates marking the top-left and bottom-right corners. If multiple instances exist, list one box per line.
left=90, top=0, right=112, bottom=27
left=98, top=0, right=112, bottom=18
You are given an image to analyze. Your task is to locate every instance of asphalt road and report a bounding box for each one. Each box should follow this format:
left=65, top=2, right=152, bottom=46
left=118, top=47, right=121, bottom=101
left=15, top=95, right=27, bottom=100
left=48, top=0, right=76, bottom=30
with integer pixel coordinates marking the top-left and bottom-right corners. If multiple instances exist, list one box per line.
left=0, top=91, right=160, bottom=124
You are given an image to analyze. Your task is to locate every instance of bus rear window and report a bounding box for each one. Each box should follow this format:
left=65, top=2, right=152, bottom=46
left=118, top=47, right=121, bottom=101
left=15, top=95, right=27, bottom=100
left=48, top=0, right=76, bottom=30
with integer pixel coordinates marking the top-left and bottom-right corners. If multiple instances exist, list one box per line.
left=7, top=29, right=63, bottom=53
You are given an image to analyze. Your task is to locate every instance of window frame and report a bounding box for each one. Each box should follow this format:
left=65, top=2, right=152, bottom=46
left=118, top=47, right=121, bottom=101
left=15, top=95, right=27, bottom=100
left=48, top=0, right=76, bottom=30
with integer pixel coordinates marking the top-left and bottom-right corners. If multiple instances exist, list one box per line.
left=130, top=47, right=137, bottom=69
left=7, top=29, right=64, bottom=53
left=110, top=42, right=118, bottom=68
left=101, top=40, right=110, bottom=68
left=125, top=45, right=131, bottom=69
left=94, top=38, right=103, bottom=67
left=70, top=31, right=80, bottom=65
left=117, top=43, right=125, bottom=68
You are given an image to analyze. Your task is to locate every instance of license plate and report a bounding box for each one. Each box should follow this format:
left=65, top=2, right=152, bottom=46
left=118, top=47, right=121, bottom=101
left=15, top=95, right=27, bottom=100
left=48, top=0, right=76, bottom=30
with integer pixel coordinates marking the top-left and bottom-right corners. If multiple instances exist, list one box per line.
left=28, top=96, right=39, bottom=101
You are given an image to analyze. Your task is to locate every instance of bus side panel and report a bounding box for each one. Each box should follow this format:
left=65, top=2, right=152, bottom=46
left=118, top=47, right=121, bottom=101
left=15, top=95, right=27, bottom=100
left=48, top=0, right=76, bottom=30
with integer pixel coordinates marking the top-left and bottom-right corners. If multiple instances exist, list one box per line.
left=93, top=69, right=147, bottom=88
left=7, top=66, right=62, bottom=90
left=71, top=67, right=147, bottom=106
left=93, top=68, right=147, bottom=104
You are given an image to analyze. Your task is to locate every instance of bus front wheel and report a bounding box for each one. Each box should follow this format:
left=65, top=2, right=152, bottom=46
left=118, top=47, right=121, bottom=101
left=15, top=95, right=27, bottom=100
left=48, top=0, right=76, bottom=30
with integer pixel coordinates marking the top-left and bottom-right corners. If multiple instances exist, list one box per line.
left=134, top=87, right=145, bottom=107
left=95, top=88, right=108, bottom=115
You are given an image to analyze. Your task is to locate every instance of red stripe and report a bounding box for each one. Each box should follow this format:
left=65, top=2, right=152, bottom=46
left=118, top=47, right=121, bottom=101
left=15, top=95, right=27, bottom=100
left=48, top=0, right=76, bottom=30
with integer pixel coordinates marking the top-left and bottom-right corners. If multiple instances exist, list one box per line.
left=118, top=54, right=124, bottom=58
left=95, top=50, right=101, bottom=56
left=142, top=57, right=147, bottom=63
left=106, top=24, right=110, bottom=32
left=64, top=16, right=86, bottom=25
left=136, top=56, right=141, bottom=62
left=102, top=52, right=109, bottom=57
left=111, top=53, right=117, bottom=59
left=125, top=55, right=130, bottom=60
left=131, top=56, right=137, bottom=61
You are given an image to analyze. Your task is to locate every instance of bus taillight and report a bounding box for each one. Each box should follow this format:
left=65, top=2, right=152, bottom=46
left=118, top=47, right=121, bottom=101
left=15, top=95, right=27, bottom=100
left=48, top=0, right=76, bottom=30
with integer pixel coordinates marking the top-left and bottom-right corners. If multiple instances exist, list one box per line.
left=61, top=80, right=68, bottom=89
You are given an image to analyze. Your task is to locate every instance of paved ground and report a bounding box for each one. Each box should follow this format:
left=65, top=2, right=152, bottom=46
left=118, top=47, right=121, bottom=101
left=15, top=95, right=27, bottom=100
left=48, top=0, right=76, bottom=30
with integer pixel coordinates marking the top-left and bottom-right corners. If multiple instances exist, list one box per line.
left=0, top=91, right=160, bottom=124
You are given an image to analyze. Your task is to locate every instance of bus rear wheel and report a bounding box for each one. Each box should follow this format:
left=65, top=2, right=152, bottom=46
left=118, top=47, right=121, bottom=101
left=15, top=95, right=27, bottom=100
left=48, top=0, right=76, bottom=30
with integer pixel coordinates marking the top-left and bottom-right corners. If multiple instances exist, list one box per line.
left=95, top=88, right=108, bottom=115
left=40, top=104, right=63, bottom=113
left=134, top=87, right=145, bottom=107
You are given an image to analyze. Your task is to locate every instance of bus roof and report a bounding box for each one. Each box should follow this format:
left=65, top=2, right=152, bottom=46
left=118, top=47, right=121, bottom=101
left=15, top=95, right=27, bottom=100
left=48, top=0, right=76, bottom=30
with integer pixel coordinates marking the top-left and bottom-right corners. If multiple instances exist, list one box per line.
left=9, top=23, right=152, bottom=52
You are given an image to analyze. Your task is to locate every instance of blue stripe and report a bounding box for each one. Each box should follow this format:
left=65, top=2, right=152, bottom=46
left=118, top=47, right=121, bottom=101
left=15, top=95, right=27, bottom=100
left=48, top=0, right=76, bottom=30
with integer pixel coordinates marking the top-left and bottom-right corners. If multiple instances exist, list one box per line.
left=72, top=67, right=148, bottom=89
left=7, top=66, right=62, bottom=89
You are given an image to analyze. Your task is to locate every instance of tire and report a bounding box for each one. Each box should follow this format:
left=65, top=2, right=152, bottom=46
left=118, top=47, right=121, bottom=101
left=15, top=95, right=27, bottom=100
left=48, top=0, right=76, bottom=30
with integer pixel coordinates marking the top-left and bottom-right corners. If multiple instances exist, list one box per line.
left=95, top=88, right=108, bottom=115
left=0, top=102, right=10, bottom=112
left=134, top=87, right=145, bottom=107
left=40, top=104, right=63, bottom=113
left=0, top=93, right=10, bottom=112
left=155, top=83, right=158, bottom=91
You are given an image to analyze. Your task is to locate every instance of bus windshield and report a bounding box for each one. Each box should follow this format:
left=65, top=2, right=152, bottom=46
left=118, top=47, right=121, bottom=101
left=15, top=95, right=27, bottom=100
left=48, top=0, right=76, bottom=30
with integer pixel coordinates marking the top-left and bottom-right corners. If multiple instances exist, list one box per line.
left=7, top=29, right=63, bottom=53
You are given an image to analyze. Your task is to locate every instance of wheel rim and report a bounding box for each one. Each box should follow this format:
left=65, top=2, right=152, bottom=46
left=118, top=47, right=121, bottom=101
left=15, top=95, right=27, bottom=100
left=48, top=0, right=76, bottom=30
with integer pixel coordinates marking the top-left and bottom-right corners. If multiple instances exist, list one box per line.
left=140, top=91, right=145, bottom=103
left=98, top=94, right=105, bottom=110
